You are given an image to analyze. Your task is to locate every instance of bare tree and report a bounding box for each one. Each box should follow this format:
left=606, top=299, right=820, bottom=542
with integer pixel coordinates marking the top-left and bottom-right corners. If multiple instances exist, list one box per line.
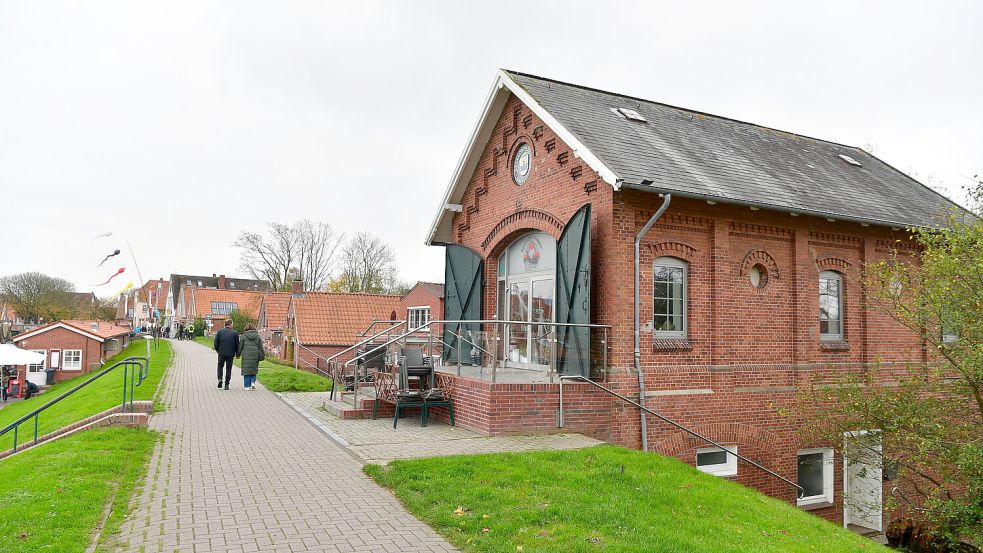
left=331, top=233, right=404, bottom=294
left=0, top=272, right=77, bottom=324
left=234, top=220, right=341, bottom=291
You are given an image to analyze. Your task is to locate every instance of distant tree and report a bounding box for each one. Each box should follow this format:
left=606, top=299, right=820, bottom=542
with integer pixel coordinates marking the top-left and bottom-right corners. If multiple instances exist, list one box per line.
left=234, top=220, right=342, bottom=291
left=0, top=272, right=77, bottom=324
left=227, top=309, right=257, bottom=334
left=797, top=176, right=983, bottom=549
left=330, top=233, right=406, bottom=294
left=192, top=317, right=207, bottom=337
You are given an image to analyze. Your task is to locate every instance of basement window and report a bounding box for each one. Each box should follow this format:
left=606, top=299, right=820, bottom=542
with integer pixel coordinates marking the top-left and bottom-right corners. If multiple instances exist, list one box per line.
left=797, top=448, right=834, bottom=507
left=612, top=107, right=647, bottom=122
left=696, top=446, right=737, bottom=477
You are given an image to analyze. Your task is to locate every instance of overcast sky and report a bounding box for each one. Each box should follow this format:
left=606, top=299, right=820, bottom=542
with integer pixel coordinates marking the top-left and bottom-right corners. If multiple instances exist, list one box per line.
left=2, top=1, right=980, bottom=295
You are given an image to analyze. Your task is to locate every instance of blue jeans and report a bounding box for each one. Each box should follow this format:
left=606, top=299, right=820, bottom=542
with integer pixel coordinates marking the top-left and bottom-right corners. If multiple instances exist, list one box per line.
left=243, top=374, right=256, bottom=388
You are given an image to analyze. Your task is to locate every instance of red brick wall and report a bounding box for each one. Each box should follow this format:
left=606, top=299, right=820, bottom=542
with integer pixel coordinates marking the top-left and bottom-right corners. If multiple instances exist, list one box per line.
left=15, top=327, right=106, bottom=382
left=441, top=92, right=931, bottom=524
left=295, top=344, right=349, bottom=375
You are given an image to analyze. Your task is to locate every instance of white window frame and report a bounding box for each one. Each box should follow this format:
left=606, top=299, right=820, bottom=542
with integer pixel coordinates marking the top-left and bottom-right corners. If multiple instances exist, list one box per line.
left=653, top=257, right=688, bottom=339
left=407, top=306, right=431, bottom=330
left=819, top=270, right=844, bottom=341
left=63, top=349, right=83, bottom=371
left=797, top=448, right=835, bottom=507
left=28, top=350, right=46, bottom=372
left=696, top=445, right=737, bottom=476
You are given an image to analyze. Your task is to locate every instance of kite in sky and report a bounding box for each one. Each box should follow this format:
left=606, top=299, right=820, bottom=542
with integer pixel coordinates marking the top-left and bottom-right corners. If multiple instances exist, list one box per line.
left=91, top=231, right=113, bottom=242
left=97, top=249, right=121, bottom=267
left=93, top=267, right=125, bottom=287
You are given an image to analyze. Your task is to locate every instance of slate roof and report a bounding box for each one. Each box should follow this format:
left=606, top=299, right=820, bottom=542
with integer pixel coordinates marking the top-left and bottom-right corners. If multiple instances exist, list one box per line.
left=260, top=292, right=291, bottom=331
left=408, top=282, right=445, bottom=300
left=504, top=70, right=963, bottom=228
left=294, top=292, right=401, bottom=346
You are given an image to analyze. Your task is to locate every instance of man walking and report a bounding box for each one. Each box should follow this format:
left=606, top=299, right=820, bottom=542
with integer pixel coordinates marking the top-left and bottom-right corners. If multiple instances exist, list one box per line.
left=213, top=319, right=238, bottom=390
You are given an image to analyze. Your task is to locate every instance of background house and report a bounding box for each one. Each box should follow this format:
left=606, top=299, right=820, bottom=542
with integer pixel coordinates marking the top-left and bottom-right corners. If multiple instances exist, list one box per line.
left=257, top=291, right=291, bottom=357
left=168, top=273, right=269, bottom=332
left=12, top=319, right=131, bottom=386
left=189, top=288, right=263, bottom=335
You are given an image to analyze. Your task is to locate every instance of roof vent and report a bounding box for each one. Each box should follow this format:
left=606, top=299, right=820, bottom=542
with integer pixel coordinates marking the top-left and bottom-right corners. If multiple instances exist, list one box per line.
left=838, top=154, right=862, bottom=167
left=611, top=107, right=647, bottom=122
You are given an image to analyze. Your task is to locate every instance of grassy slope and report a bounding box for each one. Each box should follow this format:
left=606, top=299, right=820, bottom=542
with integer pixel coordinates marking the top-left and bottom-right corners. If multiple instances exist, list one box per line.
left=190, top=337, right=331, bottom=392
left=0, top=340, right=172, bottom=443
left=367, top=445, right=890, bottom=553
left=0, top=427, right=157, bottom=553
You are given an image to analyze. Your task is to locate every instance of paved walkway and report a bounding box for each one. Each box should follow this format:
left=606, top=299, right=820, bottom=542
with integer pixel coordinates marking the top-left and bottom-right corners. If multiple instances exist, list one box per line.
left=281, top=392, right=602, bottom=465
left=115, top=340, right=457, bottom=553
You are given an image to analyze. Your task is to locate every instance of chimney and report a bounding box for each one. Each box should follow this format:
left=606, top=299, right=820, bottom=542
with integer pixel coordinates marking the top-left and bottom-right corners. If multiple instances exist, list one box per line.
left=218, top=275, right=227, bottom=289
left=291, top=280, right=304, bottom=298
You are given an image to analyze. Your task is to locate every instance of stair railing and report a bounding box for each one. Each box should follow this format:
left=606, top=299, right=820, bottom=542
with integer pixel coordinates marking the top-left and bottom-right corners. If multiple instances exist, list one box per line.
left=0, top=356, right=150, bottom=453
left=322, top=321, right=407, bottom=401
left=558, top=375, right=804, bottom=499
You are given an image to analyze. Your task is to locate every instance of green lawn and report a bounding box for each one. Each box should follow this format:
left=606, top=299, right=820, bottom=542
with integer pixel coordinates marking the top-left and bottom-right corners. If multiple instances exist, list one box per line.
left=189, top=338, right=331, bottom=392
left=0, top=427, right=157, bottom=553
left=0, top=340, right=172, bottom=448
left=366, top=445, right=890, bottom=553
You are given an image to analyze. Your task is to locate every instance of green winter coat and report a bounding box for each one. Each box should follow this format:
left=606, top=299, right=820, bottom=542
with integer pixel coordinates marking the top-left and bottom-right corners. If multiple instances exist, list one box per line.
left=236, top=329, right=265, bottom=375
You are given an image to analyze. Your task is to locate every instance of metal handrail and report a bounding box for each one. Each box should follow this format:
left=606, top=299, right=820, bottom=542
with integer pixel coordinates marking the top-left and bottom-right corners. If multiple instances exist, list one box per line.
left=356, top=320, right=406, bottom=337
left=345, top=319, right=612, bottom=367
left=558, top=375, right=804, bottom=498
left=0, top=356, right=150, bottom=453
left=324, top=321, right=407, bottom=364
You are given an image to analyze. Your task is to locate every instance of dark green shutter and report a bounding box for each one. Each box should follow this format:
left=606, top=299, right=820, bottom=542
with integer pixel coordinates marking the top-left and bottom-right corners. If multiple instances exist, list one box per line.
left=443, top=244, right=483, bottom=364
left=556, top=204, right=591, bottom=377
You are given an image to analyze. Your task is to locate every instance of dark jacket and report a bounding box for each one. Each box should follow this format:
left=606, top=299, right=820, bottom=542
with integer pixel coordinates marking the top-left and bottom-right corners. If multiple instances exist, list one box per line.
left=214, top=327, right=239, bottom=357
left=236, top=329, right=265, bottom=375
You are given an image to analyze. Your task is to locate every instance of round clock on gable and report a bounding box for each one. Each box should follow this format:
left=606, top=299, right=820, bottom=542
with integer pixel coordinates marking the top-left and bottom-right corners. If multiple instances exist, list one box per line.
left=512, top=143, right=531, bottom=185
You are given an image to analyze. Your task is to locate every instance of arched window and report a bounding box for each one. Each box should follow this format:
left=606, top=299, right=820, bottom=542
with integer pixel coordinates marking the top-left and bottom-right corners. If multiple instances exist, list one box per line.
left=819, top=271, right=844, bottom=340
left=653, top=257, right=688, bottom=339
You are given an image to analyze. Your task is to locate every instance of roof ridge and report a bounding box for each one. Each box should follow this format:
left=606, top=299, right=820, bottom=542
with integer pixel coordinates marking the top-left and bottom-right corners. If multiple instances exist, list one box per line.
left=302, top=291, right=402, bottom=298
left=502, top=68, right=865, bottom=152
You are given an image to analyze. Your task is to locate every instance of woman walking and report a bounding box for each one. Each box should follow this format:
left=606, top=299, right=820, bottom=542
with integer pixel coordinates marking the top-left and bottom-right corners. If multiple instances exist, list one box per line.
left=236, top=323, right=265, bottom=390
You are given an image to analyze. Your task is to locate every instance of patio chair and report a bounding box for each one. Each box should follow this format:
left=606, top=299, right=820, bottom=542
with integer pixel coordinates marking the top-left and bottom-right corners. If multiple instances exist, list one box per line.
left=373, top=371, right=426, bottom=429
left=399, top=347, right=434, bottom=391
left=420, top=375, right=455, bottom=427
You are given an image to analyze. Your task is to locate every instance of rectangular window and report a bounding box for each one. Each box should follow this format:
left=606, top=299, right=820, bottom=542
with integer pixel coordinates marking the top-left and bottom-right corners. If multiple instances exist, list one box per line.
left=653, top=258, right=687, bottom=338
left=210, top=302, right=238, bottom=316
left=696, top=446, right=737, bottom=476
left=63, top=349, right=83, bottom=371
left=819, top=271, right=843, bottom=340
left=797, top=448, right=834, bottom=506
left=407, top=307, right=430, bottom=329
left=28, top=350, right=46, bottom=373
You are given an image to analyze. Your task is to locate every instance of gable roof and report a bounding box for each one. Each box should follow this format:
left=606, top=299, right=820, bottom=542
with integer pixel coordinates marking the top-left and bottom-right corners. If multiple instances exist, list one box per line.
left=427, top=69, right=965, bottom=244
left=137, top=279, right=170, bottom=311
left=191, top=288, right=263, bottom=320
left=293, top=292, right=401, bottom=346
left=404, top=281, right=445, bottom=300
left=13, top=320, right=130, bottom=343
left=259, top=292, right=291, bottom=331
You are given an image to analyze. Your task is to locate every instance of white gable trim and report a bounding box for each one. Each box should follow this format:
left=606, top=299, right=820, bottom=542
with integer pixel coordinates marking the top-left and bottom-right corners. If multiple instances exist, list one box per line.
left=425, top=69, right=620, bottom=245
left=13, top=322, right=106, bottom=343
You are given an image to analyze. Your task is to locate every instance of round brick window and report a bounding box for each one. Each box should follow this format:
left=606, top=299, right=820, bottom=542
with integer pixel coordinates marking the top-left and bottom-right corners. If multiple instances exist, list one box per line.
left=749, top=263, right=769, bottom=288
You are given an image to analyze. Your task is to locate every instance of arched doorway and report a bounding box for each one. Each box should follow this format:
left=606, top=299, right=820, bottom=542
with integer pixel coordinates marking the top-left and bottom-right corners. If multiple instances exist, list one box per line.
left=496, top=232, right=556, bottom=369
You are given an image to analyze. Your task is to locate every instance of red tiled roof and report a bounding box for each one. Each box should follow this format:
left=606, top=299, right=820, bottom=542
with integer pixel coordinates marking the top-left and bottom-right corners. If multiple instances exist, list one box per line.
left=138, top=280, right=170, bottom=311
left=295, top=292, right=401, bottom=345
left=63, top=320, right=131, bottom=339
left=261, top=292, right=291, bottom=331
left=15, top=319, right=130, bottom=342
left=192, top=288, right=263, bottom=319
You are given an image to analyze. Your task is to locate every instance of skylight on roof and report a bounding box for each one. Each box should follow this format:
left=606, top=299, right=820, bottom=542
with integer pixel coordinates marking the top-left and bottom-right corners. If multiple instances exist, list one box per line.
left=838, top=154, right=862, bottom=167
left=611, top=107, right=647, bottom=122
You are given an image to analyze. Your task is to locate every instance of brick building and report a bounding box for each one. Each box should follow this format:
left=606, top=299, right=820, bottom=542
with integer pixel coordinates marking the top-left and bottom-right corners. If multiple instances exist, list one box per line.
left=399, top=282, right=444, bottom=349
left=168, top=273, right=269, bottom=332
left=189, top=288, right=264, bottom=335
left=11, top=320, right=131, bottom=386
left=423, top=70, right=964, bottom=531
left=288, top=289, right=401, bottom=370
left=257, top=291, right=291, bottom=357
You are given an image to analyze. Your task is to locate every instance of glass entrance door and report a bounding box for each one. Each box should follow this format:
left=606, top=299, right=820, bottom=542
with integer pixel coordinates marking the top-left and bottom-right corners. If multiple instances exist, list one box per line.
left=498, top=232, right=557, bottom=370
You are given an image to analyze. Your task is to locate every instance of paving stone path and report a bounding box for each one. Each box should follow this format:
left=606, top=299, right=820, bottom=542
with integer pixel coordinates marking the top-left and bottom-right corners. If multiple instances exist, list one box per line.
left=281, top=392, right=602, bottom=465
left=115, top=340, right=457, bottom=553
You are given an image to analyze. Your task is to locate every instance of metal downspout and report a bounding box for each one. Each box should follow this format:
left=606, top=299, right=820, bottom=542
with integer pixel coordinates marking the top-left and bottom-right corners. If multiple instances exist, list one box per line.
left=634, top=193, right=671, bottom=452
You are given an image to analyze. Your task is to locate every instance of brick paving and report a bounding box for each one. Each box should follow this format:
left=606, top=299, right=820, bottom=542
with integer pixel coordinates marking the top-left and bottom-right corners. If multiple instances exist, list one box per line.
left=280, top=392, right=603, bottom=465
left=115, top=340, right=457, bottom=553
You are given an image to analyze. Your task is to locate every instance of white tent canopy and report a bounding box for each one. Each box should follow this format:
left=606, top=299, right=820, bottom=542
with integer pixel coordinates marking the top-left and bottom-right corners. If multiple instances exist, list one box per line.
left=0, top=343, right=45, bottom=366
